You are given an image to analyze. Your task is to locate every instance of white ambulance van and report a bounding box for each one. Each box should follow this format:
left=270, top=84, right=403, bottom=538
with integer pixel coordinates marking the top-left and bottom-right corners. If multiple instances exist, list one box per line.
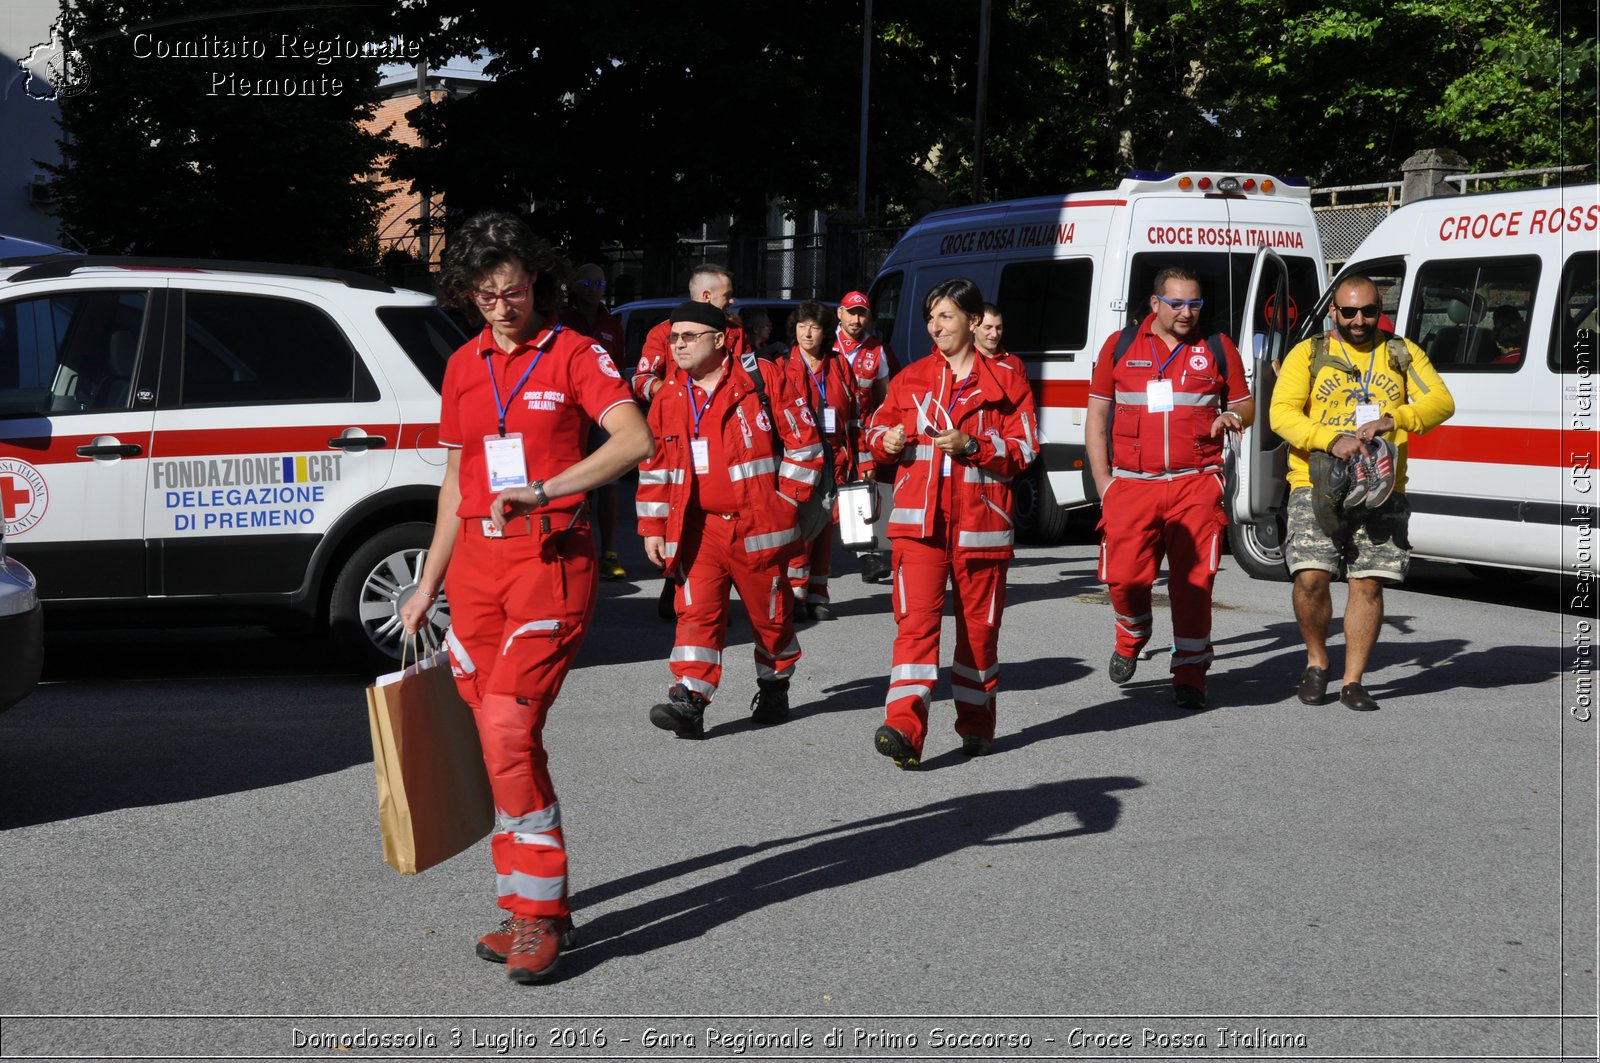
left=1230, top=181, right=1599, bottom=581
left=866, top=171, right=1326, bottom=540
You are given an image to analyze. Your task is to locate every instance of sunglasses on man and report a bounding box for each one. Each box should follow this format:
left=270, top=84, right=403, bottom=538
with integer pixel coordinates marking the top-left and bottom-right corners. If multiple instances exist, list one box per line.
left=1333, top=304, right=1382, bottom=320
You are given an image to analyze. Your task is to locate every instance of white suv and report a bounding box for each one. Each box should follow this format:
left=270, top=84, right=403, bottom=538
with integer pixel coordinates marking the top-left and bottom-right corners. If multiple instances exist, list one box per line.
left=0, top=256, right=463, bottom=671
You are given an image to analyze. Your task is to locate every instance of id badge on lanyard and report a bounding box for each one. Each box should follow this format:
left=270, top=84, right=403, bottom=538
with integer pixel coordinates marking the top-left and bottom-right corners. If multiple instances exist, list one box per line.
left=484, top=433, right=529, bottom=490
left=1146, top=378, right=1175, bottom=413
left=823, top=407, right=837, bottom=434
left=690, top=438, right=711, bottom=475
left=1354, top=402, right=1381, bottom=428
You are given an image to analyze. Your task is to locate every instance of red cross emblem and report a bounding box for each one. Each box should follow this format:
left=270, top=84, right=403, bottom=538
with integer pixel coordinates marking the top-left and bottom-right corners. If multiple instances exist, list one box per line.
left=0, top=459, right=48, bottom=535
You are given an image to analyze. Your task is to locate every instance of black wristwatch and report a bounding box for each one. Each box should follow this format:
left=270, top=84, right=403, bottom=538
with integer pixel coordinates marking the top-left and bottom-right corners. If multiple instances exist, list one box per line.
left=529, top=480, right=550, bottom=508
left=962, top=436, right=980, bottom=458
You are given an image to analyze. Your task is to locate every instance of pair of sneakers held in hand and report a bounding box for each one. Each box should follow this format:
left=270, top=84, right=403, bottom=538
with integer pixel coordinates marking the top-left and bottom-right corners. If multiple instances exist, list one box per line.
left=1308, top=435, right=1397, bottom=536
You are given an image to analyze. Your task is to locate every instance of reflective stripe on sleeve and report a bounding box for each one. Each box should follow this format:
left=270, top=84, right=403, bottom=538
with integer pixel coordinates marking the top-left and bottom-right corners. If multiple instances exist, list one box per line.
left=636, top=501, right=670, bottom=518
left=743, top=526, right=801, bottom=553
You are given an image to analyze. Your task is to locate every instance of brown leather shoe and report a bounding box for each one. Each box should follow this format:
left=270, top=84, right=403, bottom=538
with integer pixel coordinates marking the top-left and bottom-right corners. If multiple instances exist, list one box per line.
left=1339, top=682, right=1381, bottom=712
left=504, top=916, right=569, bottom=983
left=1297, top=666, right=1330, bottom=705
left=476, top=913, right=575, bottom=964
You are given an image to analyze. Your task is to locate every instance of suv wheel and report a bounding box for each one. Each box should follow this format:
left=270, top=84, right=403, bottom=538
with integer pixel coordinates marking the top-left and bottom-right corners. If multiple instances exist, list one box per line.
left=330, top=522, right=450, bottom=673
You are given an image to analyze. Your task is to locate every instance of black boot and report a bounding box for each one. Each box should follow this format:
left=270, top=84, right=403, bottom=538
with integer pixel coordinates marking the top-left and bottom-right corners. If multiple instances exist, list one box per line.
left=749, top=677, right=790, bottom=724
left=650, top=684, right=707, bottom=738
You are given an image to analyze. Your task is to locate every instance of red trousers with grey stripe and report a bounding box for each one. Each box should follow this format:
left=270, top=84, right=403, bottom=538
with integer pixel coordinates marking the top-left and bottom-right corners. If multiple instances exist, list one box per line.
left=444, top=520, right=597, bottom=920
left=1096, top=472, right=1225, bottom=690
left=670, top=510, right=801, bottom=703
left=787, top=519, right=836, bottom=605
left=882, top=529, right=1009, bottom=757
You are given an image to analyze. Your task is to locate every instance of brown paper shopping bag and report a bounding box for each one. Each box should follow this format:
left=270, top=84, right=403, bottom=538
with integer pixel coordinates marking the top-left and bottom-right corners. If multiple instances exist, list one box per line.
left=365, top=645, right=494, bottom=874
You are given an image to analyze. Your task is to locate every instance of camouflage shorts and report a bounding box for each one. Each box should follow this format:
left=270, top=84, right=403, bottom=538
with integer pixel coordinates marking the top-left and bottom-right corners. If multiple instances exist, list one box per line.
left=1285, top=488, right=1411, bottom=582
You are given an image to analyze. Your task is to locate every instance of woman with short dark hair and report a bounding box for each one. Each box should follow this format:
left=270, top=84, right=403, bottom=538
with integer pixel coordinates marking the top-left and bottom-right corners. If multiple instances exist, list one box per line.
left=862, top=277, right=1040, bottom=768
left=400, top=210, right=652, bottom=984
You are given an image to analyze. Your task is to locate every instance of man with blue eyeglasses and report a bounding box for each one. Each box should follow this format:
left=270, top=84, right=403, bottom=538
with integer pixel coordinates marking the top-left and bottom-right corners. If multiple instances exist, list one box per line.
left=1085, top=266, right=1254, bottom=711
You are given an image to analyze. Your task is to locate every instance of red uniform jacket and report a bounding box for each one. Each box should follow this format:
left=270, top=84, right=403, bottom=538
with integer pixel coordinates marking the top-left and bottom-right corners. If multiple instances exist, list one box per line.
left=833, top=331, right=896, bottom=470
left=780, top=345, right=856, bottom=485
left=637, top=354, right=825, bottom=574
left=864, top=348, right=1039, bottom=558
left=633, top=318, right=747, bottom=404
left=1088, top=314, right=1249, bottom=479
left=557, top=305, right=625, bottom=360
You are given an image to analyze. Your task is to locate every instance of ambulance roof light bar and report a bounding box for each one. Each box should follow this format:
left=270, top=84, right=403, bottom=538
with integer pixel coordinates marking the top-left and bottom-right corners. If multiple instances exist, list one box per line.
left=0, top=256, right=396, bottom=293
left=1120, top=171, right=1311, bottom=199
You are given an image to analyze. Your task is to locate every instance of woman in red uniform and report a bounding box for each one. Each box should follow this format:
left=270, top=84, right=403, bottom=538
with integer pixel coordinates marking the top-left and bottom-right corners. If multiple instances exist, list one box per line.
left=863, top=277, right=1040, bottom=769
left=399, top=211, right=652, bottom=984
left=781, top=301, right=854, bottom=620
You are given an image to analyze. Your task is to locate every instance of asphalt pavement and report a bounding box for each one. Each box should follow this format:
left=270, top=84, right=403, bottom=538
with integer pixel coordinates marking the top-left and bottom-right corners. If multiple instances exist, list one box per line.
left=1, top=515, right=1594, bottom=1062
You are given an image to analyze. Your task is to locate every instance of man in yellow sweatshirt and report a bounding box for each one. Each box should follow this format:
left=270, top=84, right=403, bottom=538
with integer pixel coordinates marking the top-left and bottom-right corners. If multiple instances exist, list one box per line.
left=1269, top=275, right=1455, bottom=712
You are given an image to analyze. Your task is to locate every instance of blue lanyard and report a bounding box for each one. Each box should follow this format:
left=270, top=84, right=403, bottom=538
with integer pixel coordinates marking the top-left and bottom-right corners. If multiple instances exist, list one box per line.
left=687, top=376, right=719, bottom=438
left=1147, top=336, right=1185, bottom=380
left=945, top=367, right=974, bottom=419
left=1333, top=335, right=1379, bottom=401
left=485, top=326, right=558, bottom=437
left=804, top=356, right=829, bottom=412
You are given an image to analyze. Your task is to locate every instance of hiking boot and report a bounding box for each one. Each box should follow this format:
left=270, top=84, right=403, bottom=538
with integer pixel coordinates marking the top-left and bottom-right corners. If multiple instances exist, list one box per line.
left=960, top=734, right=993, bottom=757
left=504, top=916, right=567, bottom=984
left=1308, top=447, right=1352, bottom=536
left=810, top=602, right=834, bottom=621
left=599, top=551, right=627, bottom=581
left=1174, top=684, right=1208, bottom=711
left=649, top=684, right=707, bottom=738
left=477, top=913, right=576, bottom=964
left=1108, top=652, right=1138, bottom=685
left=874, top=724, right=920, bottom=770
left=1364, top=438, right=1397, bottom=508
left=859, top=551, right=891, bottom=584
left=749, top=677, right=790, bottom=725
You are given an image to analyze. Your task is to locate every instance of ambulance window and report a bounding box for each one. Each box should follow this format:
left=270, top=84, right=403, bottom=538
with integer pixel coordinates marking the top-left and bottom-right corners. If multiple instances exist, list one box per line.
left=1319, top=261, right=1407, bottom=339
left=0, top=290, right=150, bottom=416
left=1551, top=252, right=1599, bottom=374
left=1407, top=256, right=1540, bottom=372
left=377, top=306, right=466, bottom=392
left=867, top=272, right=903, bottom=348
left=179, top=293, right=376, bottom=407
left=997, top=259, right=1092, bottom=359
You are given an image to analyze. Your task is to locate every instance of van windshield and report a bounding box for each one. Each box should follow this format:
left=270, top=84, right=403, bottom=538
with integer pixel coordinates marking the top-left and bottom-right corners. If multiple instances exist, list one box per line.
left=1128, top=252, right=1322, bottom=343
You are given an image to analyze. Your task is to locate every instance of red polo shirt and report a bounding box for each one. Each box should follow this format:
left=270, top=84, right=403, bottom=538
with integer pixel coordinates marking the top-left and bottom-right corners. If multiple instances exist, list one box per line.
left=438, top=323, right=634, bottom=518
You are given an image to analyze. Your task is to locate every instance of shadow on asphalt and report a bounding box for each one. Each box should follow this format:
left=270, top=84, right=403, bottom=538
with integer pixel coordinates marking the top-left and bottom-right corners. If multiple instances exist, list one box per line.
left=564, top=776, right=1144, bottom=971
left=0, top=674, right=373, bottom=830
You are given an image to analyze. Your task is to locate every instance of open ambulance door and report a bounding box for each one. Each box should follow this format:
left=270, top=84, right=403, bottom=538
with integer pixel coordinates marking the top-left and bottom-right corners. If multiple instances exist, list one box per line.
left=1226, top=246, right=1295, bottom=580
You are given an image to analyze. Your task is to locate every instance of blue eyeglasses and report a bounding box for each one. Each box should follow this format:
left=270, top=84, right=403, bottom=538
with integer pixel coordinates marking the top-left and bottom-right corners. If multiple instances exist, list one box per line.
left=1155, top=295, right=1204, bottom=311
left=579, top=279, right=607, bottom=289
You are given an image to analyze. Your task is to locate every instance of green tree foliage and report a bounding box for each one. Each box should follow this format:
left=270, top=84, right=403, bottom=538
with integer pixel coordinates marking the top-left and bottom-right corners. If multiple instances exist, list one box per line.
left=46, top=0, right=389, bottom=262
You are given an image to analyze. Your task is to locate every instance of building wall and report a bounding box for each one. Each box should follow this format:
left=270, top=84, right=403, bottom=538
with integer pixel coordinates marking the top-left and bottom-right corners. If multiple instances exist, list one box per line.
left=0, top=0, right=67, bottom=242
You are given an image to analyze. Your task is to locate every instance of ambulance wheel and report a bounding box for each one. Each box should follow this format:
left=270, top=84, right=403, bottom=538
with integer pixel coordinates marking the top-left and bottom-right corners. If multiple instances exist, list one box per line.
left=1463, top=563, right=1536, bottom=585
left=330, top=522, right=450, bottom=673
left=1016, top=466, right=1069, bottom=545
left=1228, top=518, right=1290, bottom=582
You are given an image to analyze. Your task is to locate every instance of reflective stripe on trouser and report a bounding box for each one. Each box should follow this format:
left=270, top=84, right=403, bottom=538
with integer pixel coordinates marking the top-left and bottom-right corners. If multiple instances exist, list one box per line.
left=1096, top=473, right=1224, bottom=689
left=444, top=522, right=597, bottom=919
left=670, top=509, right=801, bottom=702
left=883, top=533, right=1009, bottom=755
left=788, top=517, right=836, bottom=604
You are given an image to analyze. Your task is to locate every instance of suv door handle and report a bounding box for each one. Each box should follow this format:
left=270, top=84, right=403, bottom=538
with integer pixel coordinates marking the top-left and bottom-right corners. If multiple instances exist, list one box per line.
left=328, top=435, right=388, bottom=449
left=76, top=442, right=142, bottom=458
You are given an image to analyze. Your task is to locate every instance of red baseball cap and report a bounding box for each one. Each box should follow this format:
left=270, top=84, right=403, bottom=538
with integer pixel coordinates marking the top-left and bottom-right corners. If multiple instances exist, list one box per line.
left=839, top=291, right=871, bottom=311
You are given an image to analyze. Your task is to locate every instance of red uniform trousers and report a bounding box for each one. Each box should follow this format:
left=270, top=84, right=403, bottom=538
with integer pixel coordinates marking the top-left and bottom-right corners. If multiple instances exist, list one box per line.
left=671, top=510, right=802, bottom=702
left=444, top=518, right=597, bottom=920
left=1096, top=471, right=1225, bottom=689
left=884, top=511, right=1009, bottom=758
left=786, top=516, right=836, bottom=605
